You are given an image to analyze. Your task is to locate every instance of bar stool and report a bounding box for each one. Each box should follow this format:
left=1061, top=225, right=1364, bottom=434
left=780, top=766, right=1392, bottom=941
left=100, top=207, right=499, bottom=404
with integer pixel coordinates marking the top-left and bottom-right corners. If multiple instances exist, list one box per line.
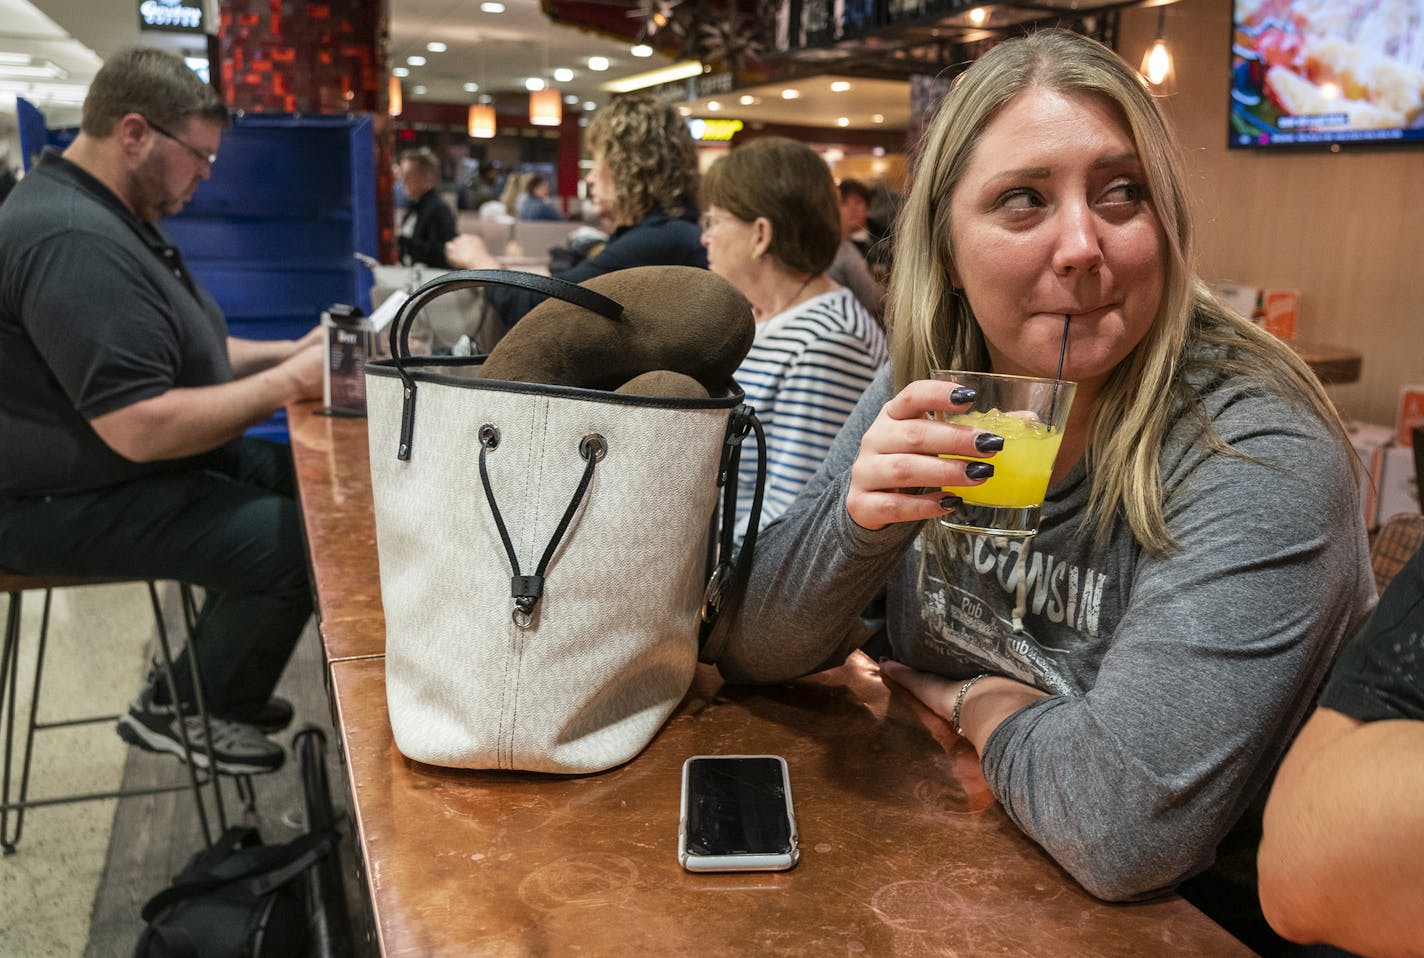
left=0, top=570, right=237, bottom=854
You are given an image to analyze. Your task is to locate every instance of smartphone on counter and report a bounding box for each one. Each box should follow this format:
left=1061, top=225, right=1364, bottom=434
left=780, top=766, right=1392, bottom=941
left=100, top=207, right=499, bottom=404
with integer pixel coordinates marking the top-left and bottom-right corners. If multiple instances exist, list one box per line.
left=678, top=754, right=799, bottom=873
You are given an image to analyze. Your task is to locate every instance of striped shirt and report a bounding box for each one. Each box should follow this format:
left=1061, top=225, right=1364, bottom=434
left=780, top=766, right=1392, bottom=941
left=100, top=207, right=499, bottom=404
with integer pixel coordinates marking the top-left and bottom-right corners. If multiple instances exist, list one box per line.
left=735, top=287, right=888, bottom=537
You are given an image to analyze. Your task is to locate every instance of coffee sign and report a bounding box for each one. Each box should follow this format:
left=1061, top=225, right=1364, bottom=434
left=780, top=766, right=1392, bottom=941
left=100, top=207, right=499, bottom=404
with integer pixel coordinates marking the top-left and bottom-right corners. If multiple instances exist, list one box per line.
left=138, top=0, right=205, bottom=33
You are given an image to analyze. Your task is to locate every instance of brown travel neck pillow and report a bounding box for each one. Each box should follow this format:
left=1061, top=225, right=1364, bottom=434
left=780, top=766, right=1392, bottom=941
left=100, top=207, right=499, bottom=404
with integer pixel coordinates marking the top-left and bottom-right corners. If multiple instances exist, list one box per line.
left=479, top=266, right=755, bottom=400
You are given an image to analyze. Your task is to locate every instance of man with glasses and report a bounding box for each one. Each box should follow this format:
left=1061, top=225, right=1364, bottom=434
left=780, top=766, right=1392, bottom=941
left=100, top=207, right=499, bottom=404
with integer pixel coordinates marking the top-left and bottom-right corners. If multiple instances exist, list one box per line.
left=0, top=48, right=322, bottom=775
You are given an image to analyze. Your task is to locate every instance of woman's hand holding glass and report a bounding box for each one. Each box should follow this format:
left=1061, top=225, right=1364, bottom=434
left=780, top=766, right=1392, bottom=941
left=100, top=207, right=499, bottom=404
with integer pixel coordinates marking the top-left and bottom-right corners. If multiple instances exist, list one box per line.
left=846, top=380, right=1002, bottom=532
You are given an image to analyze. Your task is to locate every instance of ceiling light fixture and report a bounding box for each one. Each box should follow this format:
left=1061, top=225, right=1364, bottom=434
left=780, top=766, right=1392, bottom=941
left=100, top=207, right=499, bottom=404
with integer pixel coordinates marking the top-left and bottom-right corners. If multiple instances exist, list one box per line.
left=526, top=77, right=545, bottom=91
left=781, top=89, right=799, bottom=99
left=630, top=44, right=653, bottom=58
left=1139, top=5, right=1177, bottom=94
left=601, top=60, right=702, bottom=93
left=426, top=41, right=447, bottom=53
left=406, top=55, right=426, bottom=67
left=739, top=94, right=755, bottom=105
left=479, top=1, right=505, bottom=11
left=830, top=80, right=851, bottom=92
left=837, top=116, right=849, bottom=127
left=530, top=37, right=562, bottom=127
left=967, top=7, right=989, bottom=26
left=468, top=103, right=496, bottom=138
left=554, top=67, right=574, bottom=83
left=392, top=66, right=410, bottom=78
left=587, top=56, right=610, bottom=72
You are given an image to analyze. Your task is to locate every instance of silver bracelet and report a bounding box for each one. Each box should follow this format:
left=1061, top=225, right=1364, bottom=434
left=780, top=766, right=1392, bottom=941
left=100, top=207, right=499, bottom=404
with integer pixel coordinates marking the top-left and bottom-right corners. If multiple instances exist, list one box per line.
left=951, top=673, right=990, bottom=738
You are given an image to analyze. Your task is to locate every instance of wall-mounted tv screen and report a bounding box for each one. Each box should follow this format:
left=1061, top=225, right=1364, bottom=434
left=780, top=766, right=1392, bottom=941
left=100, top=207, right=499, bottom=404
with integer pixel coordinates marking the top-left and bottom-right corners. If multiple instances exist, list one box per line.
left=1230, top=0, right=1424, bottom=148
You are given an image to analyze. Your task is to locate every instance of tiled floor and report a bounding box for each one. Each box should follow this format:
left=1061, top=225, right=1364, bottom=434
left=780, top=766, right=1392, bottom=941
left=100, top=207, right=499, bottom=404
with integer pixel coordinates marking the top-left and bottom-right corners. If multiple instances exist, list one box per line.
left=0, top=583, right=154, bottom=956
left=1, top=583, right=374, bottom=957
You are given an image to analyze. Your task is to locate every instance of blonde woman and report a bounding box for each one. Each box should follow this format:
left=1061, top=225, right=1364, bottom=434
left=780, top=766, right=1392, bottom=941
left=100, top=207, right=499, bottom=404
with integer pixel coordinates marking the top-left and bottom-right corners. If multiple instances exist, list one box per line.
left=445, top=93, right=704, bottom=325
left=713, top=29, right=1373, bottom=951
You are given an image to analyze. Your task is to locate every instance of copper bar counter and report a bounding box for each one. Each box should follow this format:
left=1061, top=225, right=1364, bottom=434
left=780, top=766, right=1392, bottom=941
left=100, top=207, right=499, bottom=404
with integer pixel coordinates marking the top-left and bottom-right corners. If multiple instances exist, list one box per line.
left=289, top=399, right=1253, bottom=957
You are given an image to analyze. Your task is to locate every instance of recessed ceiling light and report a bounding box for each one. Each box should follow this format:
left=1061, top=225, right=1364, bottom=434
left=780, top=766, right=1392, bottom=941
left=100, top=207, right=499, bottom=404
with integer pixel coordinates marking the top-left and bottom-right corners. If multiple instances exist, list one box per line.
left=739, top=94, right=755, bottom=105
left=587, top=56, right=610, bottom=72
left=406, top=55, right=426, bottom=66
left=678, top=105, right=690, bottom=116
left=837, top=116, right=849, bottom=126
left=968, top=6, right=988, bottom=25
left=872, top=113, right=885, bottom=124
left=565, top=93, right=579, bottom=104
left=630, top=44, right=653, bottom=58
left=479, top=1, right=505, bottom=11
left=393, top=67, right=410, bottom=78
left=525, top=77, right=545, bottom=91
left=830, top=81, right=851, bottom=92
left=413, top=85, right=427, bottom=94
left=553, top=67, right=574, bottom=82
left=584, top=101, right=597, bottom=111
left=781, top=89, right=799, bottom=99
left=463, top=81, right=479, bottom=92
left=426, top=41, right=447, bottom=53
left=707, top=101, right=721, bottom=111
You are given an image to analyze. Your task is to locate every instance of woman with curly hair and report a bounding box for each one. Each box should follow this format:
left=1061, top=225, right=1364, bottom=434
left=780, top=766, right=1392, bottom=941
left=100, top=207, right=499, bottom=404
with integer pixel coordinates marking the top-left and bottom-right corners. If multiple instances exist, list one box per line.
left=445, top=93, right=705, bottom=325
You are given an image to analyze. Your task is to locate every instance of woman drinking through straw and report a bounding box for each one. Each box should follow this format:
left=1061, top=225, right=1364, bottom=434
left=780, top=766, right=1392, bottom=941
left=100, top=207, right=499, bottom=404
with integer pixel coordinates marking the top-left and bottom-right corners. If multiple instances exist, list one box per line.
left=710, top=29, right=1372, bottom=953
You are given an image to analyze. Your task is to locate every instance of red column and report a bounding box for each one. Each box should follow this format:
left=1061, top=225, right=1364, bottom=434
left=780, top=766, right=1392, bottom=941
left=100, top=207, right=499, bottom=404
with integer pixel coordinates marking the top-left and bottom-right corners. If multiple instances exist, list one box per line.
left=557, top=109, right=582, bottom=216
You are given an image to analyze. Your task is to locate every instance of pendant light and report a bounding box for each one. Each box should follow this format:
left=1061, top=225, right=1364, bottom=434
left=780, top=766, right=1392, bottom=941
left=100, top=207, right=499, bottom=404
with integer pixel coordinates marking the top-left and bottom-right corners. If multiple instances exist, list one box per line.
left=1139, top=5, right=1177, bottom=94
left=388, top=75, right=403, bottom=116
left=468, top=102, right=496, bottom=138
left=529, top=36, right=562, bottom=126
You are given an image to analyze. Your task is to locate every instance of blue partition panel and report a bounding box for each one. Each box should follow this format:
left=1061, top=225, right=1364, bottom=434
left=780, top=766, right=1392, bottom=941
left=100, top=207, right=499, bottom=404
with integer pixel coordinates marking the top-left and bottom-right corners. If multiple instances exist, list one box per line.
left=162, top=112, right=379, bottom=439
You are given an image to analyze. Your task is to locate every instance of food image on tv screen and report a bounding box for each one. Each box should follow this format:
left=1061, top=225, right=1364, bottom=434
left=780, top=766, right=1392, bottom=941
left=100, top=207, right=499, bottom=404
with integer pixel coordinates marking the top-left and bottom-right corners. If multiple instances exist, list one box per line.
left=1231, top=0, right=1424, bottom=146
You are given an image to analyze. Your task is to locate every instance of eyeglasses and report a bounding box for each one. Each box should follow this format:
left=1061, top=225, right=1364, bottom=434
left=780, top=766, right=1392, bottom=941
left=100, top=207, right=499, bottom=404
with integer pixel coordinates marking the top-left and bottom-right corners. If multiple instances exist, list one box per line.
left=141, top=115, right=217, bottom=168
left=699, top=210, right=745, bottom=234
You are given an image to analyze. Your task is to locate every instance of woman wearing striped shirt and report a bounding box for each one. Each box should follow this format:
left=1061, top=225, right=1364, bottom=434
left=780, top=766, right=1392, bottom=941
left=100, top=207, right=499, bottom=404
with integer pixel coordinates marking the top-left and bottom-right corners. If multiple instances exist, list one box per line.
left=700, top=137, right=888, bottom=536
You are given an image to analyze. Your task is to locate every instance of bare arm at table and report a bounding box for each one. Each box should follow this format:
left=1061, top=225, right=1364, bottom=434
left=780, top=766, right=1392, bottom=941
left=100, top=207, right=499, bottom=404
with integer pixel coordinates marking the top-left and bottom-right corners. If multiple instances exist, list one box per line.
left=1259, top=708, right=1424, bottom=958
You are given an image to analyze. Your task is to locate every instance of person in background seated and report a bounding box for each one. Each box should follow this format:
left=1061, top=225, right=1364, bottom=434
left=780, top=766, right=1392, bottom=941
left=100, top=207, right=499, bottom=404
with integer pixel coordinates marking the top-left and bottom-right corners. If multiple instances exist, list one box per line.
left=397, top=147, right=456, bottom=269
left=445, top=92, right=705, bottom=326
left=1258, top=539, right=1424, bottom=958
left=499, top=170, right=529, bottom=218
left=839, top=178, right=874, bottom=257
left=461, top=163, right=499, bottom=212
left=710, top=31, right=1373, bottom=955
left=700, top=137, right=887, bottom=536
left=518, top=174, right=564, bottom=221
left=0, top=48, right=323, bottom=775
left=827, top=177, right=885, bottom=320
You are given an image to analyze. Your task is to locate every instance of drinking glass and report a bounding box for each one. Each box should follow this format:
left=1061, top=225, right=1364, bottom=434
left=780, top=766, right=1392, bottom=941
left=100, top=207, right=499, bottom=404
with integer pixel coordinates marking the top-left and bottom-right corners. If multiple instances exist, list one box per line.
left=931, top=370, right=1077, bottom=538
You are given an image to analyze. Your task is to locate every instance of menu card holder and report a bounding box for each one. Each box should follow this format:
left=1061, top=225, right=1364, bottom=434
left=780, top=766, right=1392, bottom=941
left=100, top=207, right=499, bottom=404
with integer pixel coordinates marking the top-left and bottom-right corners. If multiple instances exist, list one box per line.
left=322, top=304, right=374, bottom=417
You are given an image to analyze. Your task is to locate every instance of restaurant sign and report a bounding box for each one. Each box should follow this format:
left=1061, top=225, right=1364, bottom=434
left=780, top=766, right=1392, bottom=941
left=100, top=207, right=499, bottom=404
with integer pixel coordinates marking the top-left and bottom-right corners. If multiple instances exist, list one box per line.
left=138, top=0, right=205, bottom=33
left=688, top=118, right=743, bottom=141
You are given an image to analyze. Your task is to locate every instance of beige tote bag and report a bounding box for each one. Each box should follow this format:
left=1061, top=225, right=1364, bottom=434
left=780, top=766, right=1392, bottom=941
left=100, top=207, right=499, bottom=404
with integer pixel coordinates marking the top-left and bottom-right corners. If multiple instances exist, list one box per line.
left=365, top=271, right=763, bottom=773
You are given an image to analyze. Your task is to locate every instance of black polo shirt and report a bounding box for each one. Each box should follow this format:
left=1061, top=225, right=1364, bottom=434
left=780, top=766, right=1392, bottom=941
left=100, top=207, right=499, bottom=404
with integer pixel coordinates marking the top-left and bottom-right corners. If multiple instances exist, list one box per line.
left=0, top=149, right=235, bottom=496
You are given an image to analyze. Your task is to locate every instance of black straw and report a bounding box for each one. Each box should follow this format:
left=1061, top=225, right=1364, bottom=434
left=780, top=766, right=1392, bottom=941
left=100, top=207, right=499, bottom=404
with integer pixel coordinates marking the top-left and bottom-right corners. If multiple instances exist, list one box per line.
left=1048, top=314, right=1070, bottom=430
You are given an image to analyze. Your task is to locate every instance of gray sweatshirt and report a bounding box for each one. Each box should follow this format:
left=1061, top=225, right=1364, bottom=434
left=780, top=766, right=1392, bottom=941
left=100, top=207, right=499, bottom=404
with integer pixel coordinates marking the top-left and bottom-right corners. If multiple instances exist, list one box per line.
left=717, top=361, right=1376, bottom=901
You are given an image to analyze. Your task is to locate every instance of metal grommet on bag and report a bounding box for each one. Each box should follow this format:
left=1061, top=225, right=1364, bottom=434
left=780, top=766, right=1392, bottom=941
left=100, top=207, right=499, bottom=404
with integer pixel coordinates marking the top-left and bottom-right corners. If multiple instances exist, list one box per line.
left=579, top=433, right=607, bottom=463
left=478, top=423, right=500, bottom=449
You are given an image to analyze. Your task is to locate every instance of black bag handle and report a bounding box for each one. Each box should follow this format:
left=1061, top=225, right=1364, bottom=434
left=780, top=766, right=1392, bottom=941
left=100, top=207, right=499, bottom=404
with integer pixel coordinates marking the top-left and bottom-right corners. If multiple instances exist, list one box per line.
left=386, top=269, right=623, bottom=462
left=139, top=829, right=336, bottom=922
left=699, top=404, right=766, bottom=662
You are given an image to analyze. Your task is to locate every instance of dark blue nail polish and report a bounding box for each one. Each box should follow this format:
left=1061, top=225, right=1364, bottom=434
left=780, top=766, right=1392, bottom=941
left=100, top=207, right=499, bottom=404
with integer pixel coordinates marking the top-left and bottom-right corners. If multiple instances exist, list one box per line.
left=950, top=386, right=977, bottom=405
left=939, top=494, right=962, bottom=511
left=974, top=433, right=1004, bottom=452
left=964, top=462, right=995, bottom=480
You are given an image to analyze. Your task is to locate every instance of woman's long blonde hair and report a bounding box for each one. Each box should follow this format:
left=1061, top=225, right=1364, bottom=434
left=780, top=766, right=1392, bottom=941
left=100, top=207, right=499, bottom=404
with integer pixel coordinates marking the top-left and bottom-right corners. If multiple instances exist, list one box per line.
left=888, top=29, right=1344, bottom=556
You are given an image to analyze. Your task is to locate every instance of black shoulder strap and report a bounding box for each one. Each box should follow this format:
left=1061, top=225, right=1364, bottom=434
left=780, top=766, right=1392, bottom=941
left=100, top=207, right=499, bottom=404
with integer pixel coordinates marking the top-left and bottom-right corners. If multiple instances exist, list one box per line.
left=139, top=830, right=335, bottom=922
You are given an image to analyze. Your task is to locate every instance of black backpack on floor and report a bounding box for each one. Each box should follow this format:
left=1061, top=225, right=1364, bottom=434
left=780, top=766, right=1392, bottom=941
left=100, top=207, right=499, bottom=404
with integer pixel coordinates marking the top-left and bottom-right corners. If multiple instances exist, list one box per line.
left=133, top=824, right=334, bottom=958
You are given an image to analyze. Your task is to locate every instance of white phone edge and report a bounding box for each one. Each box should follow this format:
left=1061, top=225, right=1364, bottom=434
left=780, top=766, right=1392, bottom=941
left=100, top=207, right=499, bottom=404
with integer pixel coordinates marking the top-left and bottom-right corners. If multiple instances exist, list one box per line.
left=677, top=753, right=799, bottom=873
